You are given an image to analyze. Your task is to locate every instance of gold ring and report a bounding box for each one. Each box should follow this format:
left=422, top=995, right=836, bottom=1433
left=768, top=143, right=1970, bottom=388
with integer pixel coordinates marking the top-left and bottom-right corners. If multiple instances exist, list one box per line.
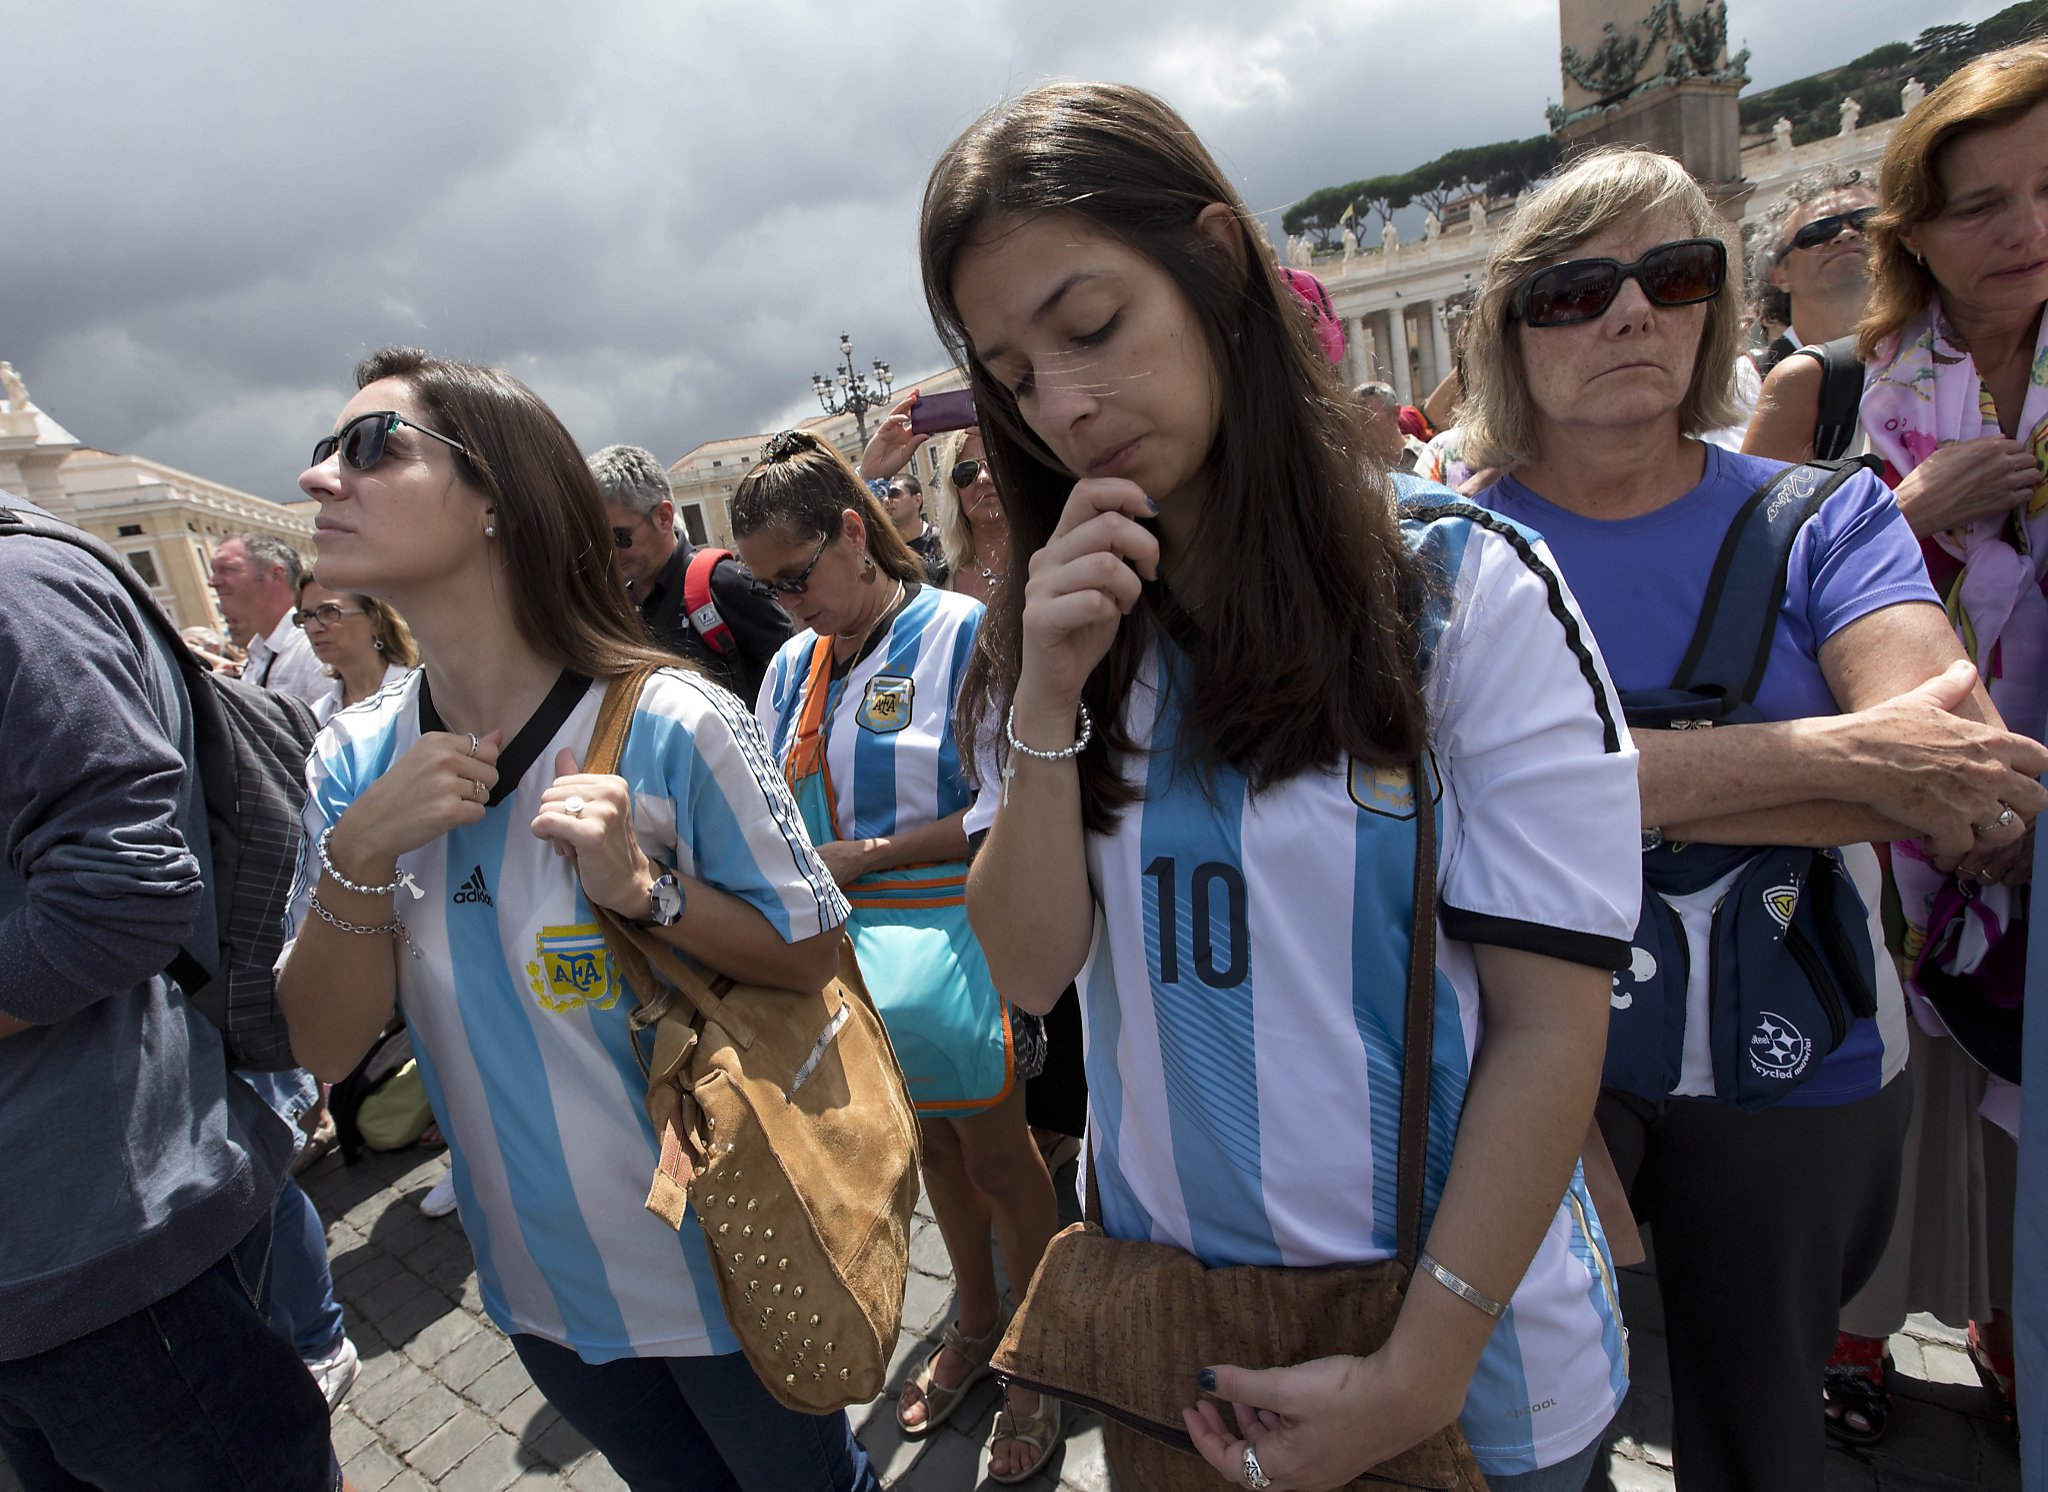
left=471, top=777, right=487, bottom=802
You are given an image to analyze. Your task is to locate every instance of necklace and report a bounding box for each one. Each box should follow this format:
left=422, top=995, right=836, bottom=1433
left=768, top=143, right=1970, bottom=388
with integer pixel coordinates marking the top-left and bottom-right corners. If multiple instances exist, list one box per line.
left=835, top=579, right=904, bottom=658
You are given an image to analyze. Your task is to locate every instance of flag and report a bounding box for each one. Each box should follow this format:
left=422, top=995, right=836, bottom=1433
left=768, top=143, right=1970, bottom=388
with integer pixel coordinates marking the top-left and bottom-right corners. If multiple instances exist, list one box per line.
left=1339, top=201, right=1356, bottom=224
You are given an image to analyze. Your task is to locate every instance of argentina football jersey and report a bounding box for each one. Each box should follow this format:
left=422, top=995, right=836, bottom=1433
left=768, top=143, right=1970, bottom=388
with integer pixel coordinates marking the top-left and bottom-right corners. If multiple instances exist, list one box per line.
left=1074, top=501, right=1641, bottom=1477
left=284, top=667, right=846, bottom=1362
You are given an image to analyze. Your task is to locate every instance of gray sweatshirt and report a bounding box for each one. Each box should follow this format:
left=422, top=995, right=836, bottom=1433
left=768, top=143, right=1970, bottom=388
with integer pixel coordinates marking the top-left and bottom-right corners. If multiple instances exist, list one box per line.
left=0, top=501, right=293, bottom=1359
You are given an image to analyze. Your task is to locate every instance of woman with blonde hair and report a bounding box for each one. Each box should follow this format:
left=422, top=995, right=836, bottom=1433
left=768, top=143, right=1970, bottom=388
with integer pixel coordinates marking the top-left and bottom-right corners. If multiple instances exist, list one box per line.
left=925, top=425, right=1007, bottom=605
left=295, top=576, right=417, bottom=725
left=1458, top=144, right=2048, bottom=1486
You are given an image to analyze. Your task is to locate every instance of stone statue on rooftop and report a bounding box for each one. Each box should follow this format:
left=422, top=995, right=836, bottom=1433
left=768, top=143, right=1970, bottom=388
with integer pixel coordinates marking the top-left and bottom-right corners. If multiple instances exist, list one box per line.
left=1423, top=212, right=1442, bottom=244
left=1772, top=117, right=1794, bottom=155
left=1341, top=222, right=1359, bottom=263
left=0, top=362, right=29, bottom=412
left=1381, top=219, right=1400, bottom=255
left=1839, top=95, right=1861, bottom=136
left=1901, top=78, right=1925, bottom=114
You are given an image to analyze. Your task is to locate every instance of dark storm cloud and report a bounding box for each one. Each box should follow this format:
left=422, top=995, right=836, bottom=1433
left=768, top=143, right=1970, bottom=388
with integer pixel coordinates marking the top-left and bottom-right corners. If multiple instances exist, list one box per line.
left=4, top=0, right=1963, bottom=499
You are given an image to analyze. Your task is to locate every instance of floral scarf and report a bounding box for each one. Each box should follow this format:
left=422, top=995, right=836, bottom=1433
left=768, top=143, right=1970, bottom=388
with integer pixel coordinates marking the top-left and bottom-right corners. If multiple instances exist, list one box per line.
left=1861, top=296, right=2048, bottom=735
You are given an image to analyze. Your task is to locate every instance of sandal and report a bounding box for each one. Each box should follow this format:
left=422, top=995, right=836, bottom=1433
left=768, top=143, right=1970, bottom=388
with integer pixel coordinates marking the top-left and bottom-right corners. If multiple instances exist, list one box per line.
left=1823, top=1331, right=1891, bottom=1447
left=987, top=1389, right=1063, bottom=1485
left=897, top=1316, right=1005, bottom=1437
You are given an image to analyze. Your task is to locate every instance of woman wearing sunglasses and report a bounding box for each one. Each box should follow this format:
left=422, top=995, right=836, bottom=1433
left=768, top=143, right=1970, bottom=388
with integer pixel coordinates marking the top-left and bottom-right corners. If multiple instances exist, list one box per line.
left=929, top=82, right=1646, bottom=1490
left=730, top=430, right=1065, bottom=1483
left=276, top=349, right=881, bottom=1492
left=1458, top=146, right=2048, bottom=1488
left=294, top=577, right=417, bottom=726
left=927, top=427, right=1008, bottom=605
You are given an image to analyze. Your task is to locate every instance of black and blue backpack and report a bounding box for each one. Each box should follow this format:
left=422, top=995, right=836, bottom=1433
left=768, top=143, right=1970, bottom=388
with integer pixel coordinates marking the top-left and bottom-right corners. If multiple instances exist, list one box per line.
left=1606, top=458, right=1885, bottom=1112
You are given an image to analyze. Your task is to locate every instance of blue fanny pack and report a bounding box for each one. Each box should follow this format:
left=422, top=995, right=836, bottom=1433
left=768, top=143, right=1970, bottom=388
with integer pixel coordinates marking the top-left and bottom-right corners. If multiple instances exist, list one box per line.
left=1606, top=459, right=1882, bottom=1111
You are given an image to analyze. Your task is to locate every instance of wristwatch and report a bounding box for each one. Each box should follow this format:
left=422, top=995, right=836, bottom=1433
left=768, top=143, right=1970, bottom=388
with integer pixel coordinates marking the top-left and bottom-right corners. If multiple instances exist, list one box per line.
left=638, top=870, right=685, bottom=928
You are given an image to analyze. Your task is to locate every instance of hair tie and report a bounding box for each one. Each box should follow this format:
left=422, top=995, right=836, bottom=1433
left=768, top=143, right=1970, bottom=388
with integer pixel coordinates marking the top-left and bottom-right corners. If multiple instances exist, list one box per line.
left=761, top=430, right=807, bottom=462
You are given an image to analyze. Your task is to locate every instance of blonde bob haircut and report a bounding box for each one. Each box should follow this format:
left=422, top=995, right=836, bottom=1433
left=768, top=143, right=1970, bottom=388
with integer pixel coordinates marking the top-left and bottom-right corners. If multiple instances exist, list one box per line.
left=1858, top=41, right=2048, bottom=362
left=1460, top=146, right=1745, bottom=471
left=923, top=426, right=985, bottom=581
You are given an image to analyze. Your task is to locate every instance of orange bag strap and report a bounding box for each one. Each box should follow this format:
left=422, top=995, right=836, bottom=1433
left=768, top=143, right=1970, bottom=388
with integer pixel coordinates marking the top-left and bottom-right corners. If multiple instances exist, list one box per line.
left=585, top=666, right=756, bottom=1051
left=783, top=635, right=837, bottom=793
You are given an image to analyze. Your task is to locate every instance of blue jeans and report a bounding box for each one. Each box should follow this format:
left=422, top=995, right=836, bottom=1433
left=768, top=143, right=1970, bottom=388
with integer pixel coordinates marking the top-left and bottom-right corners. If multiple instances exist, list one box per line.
left=1486, top=1431, right=1606, bottom=1491
left=268, top=1178, right=346, bottom=1359
left=0, top=1216, right=339, bottom=1492
left=513, top=1335, right=881, bottom=1492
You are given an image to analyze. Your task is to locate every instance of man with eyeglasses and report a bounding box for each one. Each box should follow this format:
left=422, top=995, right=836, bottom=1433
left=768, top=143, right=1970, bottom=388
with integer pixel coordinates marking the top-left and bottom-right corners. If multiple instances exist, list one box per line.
left=588, top=444, right=791, bottom=706
left=207, top=533, right=327, bottom=707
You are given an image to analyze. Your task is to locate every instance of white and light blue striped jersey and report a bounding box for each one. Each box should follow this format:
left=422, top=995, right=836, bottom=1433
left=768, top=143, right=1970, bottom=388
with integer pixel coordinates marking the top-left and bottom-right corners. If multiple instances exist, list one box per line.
left=285, top=668, right=847, bottom=1363
left=756, top=584, right=996, bottom=839
left=1078, top=504, right=1641, bottom=1476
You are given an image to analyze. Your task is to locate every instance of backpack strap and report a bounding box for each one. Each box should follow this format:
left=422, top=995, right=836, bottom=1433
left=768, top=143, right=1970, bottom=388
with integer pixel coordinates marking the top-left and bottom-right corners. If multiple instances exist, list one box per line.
left=1665, top=459, right=1877, bottom=714
left=1787, top=335, right=1866, bottom=462
left=683, top=549, right=735, bottom=655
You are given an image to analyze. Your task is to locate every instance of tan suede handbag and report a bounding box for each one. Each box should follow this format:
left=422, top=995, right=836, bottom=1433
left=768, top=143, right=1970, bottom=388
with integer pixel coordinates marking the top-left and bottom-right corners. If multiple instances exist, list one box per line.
left=991, top=756, right=1489, bottom=1490
left=586, top=667, right=921, bottom=1415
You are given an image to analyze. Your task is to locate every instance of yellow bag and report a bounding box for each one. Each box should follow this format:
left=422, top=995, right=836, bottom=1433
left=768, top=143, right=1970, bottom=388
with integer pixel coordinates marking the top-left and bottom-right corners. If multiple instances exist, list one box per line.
left=587, top=667, right=921, bottom=1415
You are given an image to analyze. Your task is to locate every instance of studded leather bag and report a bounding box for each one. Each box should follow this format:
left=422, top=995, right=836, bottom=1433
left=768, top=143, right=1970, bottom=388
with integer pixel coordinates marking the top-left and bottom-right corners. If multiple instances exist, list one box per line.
left=586, top=667, right=922, bottom=1415
left=990, top=757, right=1490, bottom=1490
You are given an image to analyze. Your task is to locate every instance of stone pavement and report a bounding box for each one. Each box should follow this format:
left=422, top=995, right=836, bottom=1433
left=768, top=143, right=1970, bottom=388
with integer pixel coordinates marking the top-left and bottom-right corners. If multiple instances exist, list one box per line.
left=0, top=1143, right=2018, bottom=1491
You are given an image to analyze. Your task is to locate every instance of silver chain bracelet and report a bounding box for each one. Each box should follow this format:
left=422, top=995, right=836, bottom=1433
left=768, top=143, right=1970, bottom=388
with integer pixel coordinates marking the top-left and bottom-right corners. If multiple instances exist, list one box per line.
left=1001, top=703, right=1093, bottom=806
left=308, top=892, right=423, bottom=960
left=318, top=826, right=423, bottom=901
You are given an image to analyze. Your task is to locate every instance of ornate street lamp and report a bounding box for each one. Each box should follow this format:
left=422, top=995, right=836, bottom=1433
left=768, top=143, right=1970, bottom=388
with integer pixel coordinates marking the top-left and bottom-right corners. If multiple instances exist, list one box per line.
left=810, top=332, right=893, bottom=446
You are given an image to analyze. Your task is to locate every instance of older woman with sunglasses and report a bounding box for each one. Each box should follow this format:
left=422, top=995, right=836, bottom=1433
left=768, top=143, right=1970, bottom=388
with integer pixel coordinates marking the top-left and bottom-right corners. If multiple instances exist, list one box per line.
left=927, top=427, right=1008, bottom=605
left=294, top=577, right=417, bottom=726
left=1458, top=146, right=2048, bottom=1489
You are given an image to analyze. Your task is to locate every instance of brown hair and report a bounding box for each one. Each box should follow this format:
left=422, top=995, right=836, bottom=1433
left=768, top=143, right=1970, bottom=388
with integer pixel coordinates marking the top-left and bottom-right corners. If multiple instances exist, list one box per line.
left=299, top=574, right=420, bottom=669
left=919, top=81, right=1426, bottom=832
left=1460, top=147, right=1746, bottom=471
left=353, top=347, right=674, bottom=679
left=729, top=429, right=924, bottom=585
left=1858, top=41, right=2048, bottom=361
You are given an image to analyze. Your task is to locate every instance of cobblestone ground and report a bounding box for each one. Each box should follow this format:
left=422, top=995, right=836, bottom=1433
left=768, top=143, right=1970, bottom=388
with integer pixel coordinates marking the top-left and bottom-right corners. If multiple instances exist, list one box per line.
left=1, top=1144, right=2017, bottom=1491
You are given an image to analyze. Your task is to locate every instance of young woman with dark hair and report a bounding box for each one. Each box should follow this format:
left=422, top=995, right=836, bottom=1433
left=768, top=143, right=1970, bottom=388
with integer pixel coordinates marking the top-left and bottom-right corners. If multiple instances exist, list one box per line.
left=730, top=429, right=1066, bottom=1483
left=276, top=348, right=878, bottom=1492
left=922, top=82, right=1643, bottom=1489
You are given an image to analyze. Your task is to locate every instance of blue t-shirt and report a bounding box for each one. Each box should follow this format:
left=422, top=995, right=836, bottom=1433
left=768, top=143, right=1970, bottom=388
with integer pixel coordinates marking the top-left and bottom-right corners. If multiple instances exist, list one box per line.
left=1486, top=443, right=1936, bottom=1104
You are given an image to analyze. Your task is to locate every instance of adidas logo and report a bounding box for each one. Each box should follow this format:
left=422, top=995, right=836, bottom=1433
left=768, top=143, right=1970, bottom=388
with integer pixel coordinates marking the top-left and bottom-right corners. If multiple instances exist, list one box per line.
left=453, top=866, right=494, bottom=907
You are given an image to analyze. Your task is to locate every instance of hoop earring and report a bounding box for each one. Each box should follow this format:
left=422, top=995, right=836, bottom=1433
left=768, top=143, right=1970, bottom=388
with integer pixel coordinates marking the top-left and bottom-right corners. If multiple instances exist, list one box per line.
left=862, top=553, right=877, bottom=583
left=374, top=639, right=386, bottom=652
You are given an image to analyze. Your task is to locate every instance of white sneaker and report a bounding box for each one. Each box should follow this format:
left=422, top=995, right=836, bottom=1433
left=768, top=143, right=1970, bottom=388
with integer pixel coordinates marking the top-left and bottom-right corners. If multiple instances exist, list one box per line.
left=305, top=1335, right=359, bottom=1411
left=420, top=1172, right=458, bottom=1218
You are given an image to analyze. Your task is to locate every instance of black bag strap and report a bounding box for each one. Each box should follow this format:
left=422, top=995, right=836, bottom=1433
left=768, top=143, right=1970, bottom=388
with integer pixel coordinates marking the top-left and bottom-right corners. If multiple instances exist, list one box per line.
left=1084, top=751, right=1440, bottom=1271
left=1788, top=336, right=1866, bottom=463
left=1665, top=459, right=1877, bottom=713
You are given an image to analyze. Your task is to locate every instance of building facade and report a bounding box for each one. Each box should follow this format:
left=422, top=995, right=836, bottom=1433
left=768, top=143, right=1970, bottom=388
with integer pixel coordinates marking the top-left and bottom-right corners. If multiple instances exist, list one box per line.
left=1, top=364, right=314, bottom=632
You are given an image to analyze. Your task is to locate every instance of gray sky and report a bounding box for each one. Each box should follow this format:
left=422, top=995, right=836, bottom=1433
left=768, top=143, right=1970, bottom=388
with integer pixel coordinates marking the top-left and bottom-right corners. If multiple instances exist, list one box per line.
left=4, top=0, right=1974, bottom=501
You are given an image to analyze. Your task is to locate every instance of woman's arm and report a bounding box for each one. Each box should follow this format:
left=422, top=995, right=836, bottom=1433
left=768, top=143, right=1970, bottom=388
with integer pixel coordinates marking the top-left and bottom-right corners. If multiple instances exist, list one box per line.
left=1186, top=946, right=1612, bottom=1486
left=967, top=479, right=1159, bottom=1014
left=1640, top=605, right=2047, bottom=855
left=1740, top=354, right=1824, bottom=464
left=816, top=808, right=970, bottom=886
left=642, top=872, right=843, bottom=993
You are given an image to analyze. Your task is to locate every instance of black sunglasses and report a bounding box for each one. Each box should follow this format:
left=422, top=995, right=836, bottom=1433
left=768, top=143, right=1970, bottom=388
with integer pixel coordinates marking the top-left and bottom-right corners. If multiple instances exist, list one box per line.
left=748, top=535, right=832, bottom=598
left=1785, top=207, right=1875, bottom=256
left=1516, top=238, right=1727, bottom=329
left=312, top=410, right=470, bottom=471
left=951, top=459, right=987, bottom=490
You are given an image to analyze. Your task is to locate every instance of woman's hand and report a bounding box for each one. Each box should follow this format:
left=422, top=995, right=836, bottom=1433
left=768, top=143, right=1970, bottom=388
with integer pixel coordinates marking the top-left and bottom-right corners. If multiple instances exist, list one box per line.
left=1827, top=660, right=2048, bottom=858
left=1893, top=438, right=2039, bottom=538
left=531, top=747, right=654, bottom=917
left=1183, top=1347, right=1469, bottom=1492
left=1014, top=478, right=1159, bottom=714
left=331, top=730, right=503, bottom=872
left=856, top=391, right=927, bottom=481
left=813, top=838, right=876, bottom=888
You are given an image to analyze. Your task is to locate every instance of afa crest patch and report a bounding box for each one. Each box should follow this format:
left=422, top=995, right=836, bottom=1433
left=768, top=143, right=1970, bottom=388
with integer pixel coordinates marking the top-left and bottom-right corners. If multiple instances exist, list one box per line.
left=1346, top=752, right=1443, bottom=820
left=524, top=924, right=620, bottom=1014
left=857, top=675, right=914, bottom=734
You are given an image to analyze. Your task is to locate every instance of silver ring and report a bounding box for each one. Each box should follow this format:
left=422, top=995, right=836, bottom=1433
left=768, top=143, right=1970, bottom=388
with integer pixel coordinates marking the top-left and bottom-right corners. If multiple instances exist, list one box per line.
left=1979, top=867, right=1999, bottom=883
left=467, top=732, right=479, bottom=757
left=1997, top=807, right=2018, bottom=830
left=1242, top=1444, right=1272, bottom=1490
left=563, top=794, right=586, bottom=818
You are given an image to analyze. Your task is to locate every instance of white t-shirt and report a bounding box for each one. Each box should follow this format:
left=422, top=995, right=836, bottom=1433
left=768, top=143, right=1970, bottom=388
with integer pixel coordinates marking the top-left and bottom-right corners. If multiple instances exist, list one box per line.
left=310, top=660, right=413, bottom=727
left=245, top=610, right=328, bottom=708
left=287, top=667, right=847, bottom=1362
left=1077, top=497, right=1641, bottom=1475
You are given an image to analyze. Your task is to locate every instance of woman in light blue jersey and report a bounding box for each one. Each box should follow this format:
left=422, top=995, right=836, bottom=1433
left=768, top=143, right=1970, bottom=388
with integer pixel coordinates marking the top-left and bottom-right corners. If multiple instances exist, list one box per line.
left=731, top=429, right=1066, bottom=1484
left=922, top=83, right=1642, bottom=1490
left=277, top=347, right=880, bottom=1492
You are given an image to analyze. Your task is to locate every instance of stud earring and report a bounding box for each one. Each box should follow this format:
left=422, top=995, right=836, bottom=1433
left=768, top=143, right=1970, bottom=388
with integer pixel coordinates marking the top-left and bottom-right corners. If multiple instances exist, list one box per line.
left=485, top=525, right=497, bottom=538
left=373, top=639, right=386, bottom=652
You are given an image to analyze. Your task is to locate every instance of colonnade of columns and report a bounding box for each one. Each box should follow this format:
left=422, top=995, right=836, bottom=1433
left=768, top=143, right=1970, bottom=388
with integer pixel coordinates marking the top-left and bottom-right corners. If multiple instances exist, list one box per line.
left=1342, top=299, right=1458, bottom=406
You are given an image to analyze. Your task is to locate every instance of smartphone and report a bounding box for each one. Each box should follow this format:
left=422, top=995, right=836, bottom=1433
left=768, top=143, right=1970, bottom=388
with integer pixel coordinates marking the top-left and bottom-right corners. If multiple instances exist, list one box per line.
left=908, top=388, right=978, bottom=435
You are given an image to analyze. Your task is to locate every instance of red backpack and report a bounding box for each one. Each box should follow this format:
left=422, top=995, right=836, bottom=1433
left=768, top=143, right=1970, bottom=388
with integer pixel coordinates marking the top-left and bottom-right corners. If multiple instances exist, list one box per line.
left=684, top=548, right=734, bottom=654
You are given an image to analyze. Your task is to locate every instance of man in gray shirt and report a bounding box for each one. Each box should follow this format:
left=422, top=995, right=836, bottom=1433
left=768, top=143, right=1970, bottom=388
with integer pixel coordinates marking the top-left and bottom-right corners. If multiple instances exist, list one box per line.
left=0, top=496, right=341, bottom=1490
